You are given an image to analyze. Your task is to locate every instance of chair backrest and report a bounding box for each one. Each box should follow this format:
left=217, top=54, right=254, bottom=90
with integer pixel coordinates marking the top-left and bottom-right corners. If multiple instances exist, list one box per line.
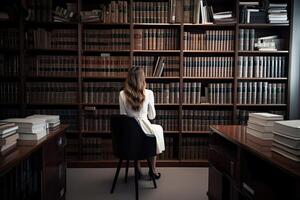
left=111, top=115, right=156, bottom=160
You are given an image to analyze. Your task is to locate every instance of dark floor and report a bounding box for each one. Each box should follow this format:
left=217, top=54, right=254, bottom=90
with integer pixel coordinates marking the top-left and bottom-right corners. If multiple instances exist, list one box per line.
left=66, top=167, right=209, bottom=200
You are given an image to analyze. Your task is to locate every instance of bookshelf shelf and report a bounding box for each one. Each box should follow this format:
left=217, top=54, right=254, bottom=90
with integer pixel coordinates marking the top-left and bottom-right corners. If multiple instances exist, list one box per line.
left=237, top=77, right=288, bottom=81
left=26, top=48, right=78, bottom=54
left=181, top=131, right=210, bottom=134
left=133, top=50, right=180, bottom=53
left=238, top=50, right=289, bottom=54
left=27, top=75, right=79, bottom=79
left=26, top=103, right=79, bottom=106
left=238, top=24, right=290, bottom=28
left=183, top=23, right=236, bottom=27
left=82, top=76, right=126, bottom=80
left=183, top=50, right=235, bottom=54
left=146, top=77, right=180, bottom=80
left=133, top=23, right=181, bottom=27
left=82, top=22, right=130, bottom=27
left=237, top=104, right=287, bottom=107
left=24, top=21, right=78, bottom=28
left=182, top=104, right=234, bottom=107
left=183, top=77, right=234, bottom=80
left=82, top=50, right=130, bottom=54
left=0, top=48, right=19, bottom=53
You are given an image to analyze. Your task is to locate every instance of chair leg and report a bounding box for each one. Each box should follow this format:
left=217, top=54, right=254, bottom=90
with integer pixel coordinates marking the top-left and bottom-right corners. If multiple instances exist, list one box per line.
left=110, top=159, right=123, bottom=194
left=134, top=160, right=139, bottom=200
left=125, top=160, right=129, bottom=183
left=147, top=158, right=157, bottom=188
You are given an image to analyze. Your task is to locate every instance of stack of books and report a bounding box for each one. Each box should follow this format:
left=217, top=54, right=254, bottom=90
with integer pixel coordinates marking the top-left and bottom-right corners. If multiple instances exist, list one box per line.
left=239, top=1, right=267, bottom=24
left=0, top=123, right=19, bottom=153
left=213, top=11, right=236, bottom=24
left=255, top=35, right=285, bottom=51
left=246, top=113, right=283, bottom=140
left=272, top=120, right=300, bottom=161
left=53, top=6, right=78, bottom=23
left=26, top=114, right=60, bottom=131
left=268, top=3, right=289, bottom=24
left=0, top=118, right=47, bottom=142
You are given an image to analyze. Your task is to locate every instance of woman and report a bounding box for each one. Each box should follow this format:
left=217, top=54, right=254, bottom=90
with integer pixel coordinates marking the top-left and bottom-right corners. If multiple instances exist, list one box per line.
left=119, top=66, right=165, bottom=179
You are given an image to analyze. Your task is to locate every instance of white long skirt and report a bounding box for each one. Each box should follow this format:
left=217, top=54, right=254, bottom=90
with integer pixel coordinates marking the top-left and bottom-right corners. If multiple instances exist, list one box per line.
left=137, top=118, right=165, bottom=154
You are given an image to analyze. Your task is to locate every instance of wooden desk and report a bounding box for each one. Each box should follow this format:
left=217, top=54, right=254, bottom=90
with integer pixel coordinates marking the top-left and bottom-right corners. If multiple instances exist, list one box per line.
left=208, top=125, right=300, bottom=200
left=0, top=125, right=68, bottom=200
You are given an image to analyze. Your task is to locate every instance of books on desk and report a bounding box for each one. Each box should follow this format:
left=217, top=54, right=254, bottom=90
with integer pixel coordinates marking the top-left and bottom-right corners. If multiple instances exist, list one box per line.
left=271, top=120, right=300, bottom=162
left=246, top=112, right=283, bottom=140
left=26, top=114, right=60, bottom=130
left=0, top=118, right=47, bottom=143
left=0, top=122, right=19, bottom=153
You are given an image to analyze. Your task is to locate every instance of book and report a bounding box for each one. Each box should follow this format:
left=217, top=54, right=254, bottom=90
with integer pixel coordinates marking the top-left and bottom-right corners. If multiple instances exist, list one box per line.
left=0, top=122, right=18, bottom=135
left=273, top=120, right=300, bottom=138
left=246, top=126, right=273, bottom=140
left=18, top=131, right=47, bottom=141
left=0, top=133, right=18, bottom=146
left=271, top=146, right=300, bottom=162
left=273, top=132, right=300, bottom=149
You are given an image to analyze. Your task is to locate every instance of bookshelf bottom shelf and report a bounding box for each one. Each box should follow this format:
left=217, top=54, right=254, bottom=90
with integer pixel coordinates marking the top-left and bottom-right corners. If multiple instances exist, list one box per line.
left=67, top=160, right=209, bottom=168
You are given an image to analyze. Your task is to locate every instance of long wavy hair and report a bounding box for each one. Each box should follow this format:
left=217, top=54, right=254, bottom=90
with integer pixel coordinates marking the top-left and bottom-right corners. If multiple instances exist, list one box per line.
left=124, top=66, right=146, bottom=111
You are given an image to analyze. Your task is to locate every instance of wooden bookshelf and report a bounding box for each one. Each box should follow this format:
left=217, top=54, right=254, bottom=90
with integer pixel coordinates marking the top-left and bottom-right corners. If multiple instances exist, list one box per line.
left=0, top=0, right=293, bottom=168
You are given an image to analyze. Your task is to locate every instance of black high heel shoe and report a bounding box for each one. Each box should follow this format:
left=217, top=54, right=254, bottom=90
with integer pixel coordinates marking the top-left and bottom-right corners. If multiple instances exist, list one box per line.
left=148, top=171, right=161, bottom=179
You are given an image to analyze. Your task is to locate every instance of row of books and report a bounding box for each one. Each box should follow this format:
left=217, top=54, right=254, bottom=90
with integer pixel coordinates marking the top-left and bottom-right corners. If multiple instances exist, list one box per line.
left=0, top=155, right=41, bottom=199
left=238, top=56, right=286, bottom=78
left=24, top=0, right=53, bottom=22
left=237, top=82, right=286, bottom=104
left=207, top=83, right=232, bottom=104
left=153, top=110, right=179, bottom=131
left=133, top=56, right=180, bottom=77
left=0, top=55, right=19, bottom=76
left=184, top=56, right=233, bottom=77
left=27, top=109, right=78, bottom=132
left=181, top=136, right=208, bottom=160
left=239, top=29, right=255, bottom=51
left=83, top=109, right=119, bottom=132
left=66, top=138, right=79, bottom=161
left=82, top=56, right=129, bottom=77
left=148, top=82, right=180, bottom=104
left=26, top=29, right=77, bottom=49
left=133, top=1, right=177, bottom=23
left=184, top=30, right=235, bottom=50
left=26, top=82, right=78, bottom=104
left=183, top=82, right=202, bottom=104
left=0, top=28, right=19, bottom=48
left=0, top=122, right=18, bottom=152
left=0, top=83, right=19, bottom=104
left=158, top=136, right=176, bottom=160
left=182, top=110, right=233, bottom=131
left=26, top=55, right=78, bottom=76
left=81, top=1, right=128, bottom=23
left=83, top=82, right=122, bottom=104
left=83, top=29, right=130, bottom=50
left=236, top=109, right=285, bottom=125
left=268, top=3, right=289, bottom=24
left=134, top=29, right=179, bottom=50
left=81, top=137, right=114, bottom=160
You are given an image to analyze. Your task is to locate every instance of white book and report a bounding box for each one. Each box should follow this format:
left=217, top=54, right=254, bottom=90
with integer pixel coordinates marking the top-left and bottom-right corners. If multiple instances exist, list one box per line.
left=0, top=124, right=18, bottom=135
left=249, top=112, right=283, bottom=120
left=246, top=127, right=273, bottom=140
left=271, top=146, right=300, bottom=162
left=1, top=118, right=46, bottom=125
left=247, top=121, right=273, bottom=132
left=273, top=120, right=300, bottom=138
left=273, top=141, right=300, bottom=155
left=26, top=114, right=60, bottom=124
left=273, top=131, right=300, bottom=149
left=18, top=131, right=47, bottom=141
